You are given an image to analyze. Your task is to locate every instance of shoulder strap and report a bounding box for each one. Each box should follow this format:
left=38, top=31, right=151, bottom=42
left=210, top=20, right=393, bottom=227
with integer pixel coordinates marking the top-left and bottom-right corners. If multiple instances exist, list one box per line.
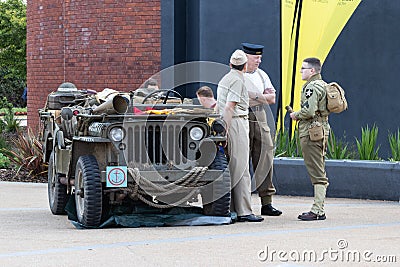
left=256, top=69, right=266, bottom=90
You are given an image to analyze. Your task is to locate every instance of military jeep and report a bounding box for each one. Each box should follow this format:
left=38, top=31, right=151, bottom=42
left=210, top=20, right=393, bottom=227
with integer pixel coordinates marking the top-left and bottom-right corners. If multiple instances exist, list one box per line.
left=39, top=83, right=230, bottom=227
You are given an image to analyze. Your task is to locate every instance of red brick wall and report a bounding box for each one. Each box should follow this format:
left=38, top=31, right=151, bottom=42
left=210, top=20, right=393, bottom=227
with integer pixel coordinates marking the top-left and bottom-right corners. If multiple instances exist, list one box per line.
left=27, top=0, right=161, bottom=129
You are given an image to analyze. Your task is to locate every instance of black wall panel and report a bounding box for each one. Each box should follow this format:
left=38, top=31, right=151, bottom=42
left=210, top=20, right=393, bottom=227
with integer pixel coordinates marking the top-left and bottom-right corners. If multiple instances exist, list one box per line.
left=162, top=0, right=400, bottom=157
left=324, top=0, right=400, bottom=158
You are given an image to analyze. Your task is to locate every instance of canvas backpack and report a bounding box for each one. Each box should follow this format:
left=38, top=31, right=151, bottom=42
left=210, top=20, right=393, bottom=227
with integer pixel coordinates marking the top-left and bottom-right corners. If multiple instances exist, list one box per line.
left=325, top=82, right=348, bottom=113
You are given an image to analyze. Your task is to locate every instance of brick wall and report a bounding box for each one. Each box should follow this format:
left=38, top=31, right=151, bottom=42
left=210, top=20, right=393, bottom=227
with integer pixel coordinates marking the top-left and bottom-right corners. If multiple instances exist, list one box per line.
left=27, top=0, right=161, bottom=129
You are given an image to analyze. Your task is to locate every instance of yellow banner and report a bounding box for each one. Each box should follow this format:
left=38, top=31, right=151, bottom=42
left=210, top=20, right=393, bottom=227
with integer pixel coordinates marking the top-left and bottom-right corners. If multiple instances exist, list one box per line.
left=279, top=0, right=300, bottom=133
left=316, top=0, right=363, bottom=57
left=280, top=0, right=361, bottom=134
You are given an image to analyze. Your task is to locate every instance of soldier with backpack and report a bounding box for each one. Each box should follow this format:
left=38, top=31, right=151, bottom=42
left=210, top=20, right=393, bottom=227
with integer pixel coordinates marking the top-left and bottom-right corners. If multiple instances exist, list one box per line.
left=289, top=57, right=331, bottom=221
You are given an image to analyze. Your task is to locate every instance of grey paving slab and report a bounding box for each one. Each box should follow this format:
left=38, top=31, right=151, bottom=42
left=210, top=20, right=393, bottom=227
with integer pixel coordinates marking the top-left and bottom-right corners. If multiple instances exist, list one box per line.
left=0, top=181, right=399, bottom=267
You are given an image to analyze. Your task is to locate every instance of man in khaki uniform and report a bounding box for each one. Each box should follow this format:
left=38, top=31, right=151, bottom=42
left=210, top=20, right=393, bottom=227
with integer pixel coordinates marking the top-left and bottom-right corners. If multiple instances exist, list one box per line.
left=217, top=49, right=263, bottom=222
left=242, top=43, right=282, bottom=216
left=290, top=57, right=330, bottom=221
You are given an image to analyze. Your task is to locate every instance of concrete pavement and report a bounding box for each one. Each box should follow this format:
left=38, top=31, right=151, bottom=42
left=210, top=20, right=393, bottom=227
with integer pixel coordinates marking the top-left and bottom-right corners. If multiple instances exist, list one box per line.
left=0, top=181, right=399, bottom=266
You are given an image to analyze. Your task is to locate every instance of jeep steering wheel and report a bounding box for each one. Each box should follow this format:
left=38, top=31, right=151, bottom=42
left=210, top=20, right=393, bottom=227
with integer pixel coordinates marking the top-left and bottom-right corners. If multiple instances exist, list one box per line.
left=142, top=89, right=184, bottom=104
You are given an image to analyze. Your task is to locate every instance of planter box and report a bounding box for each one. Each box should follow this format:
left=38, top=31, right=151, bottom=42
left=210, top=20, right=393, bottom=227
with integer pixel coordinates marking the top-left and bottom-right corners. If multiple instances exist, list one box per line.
left=273, top=157, right=400, bottom=201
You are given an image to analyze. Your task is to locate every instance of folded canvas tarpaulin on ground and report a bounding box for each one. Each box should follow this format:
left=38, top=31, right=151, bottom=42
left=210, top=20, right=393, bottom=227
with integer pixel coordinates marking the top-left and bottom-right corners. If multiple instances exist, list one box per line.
left=65, top=197, right=234, bottom=229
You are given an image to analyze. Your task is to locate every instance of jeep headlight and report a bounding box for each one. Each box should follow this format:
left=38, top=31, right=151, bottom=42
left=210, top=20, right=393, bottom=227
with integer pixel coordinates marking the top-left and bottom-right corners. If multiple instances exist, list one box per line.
left=109, top=127, right=125, bottom=142
left=190, top=127, right=204, bottom=141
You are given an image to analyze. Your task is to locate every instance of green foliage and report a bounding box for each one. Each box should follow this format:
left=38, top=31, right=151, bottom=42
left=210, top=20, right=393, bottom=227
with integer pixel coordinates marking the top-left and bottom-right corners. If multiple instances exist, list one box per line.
left=0, top=0, right=26, bottom=107
left=0, top=152, right=11, bottom=168
left=326, top=130, right=354, bottom=159
left=388, top=129, right=400, bottom=161
left=3, top=113, right=20, bottom=133
left=0, top=0, right=26, bottom=78
left=0, top=119, right=5, bottom=133
left=0, top=68, right=26, bottom=107
left=275, top=127, right=302, bottom=158
left=0, top=133, right=10, bottom=168
left=355, top=124, right=380, bottom=160
left=13, top=107, right=27, bottom=113
left=276, top=124, right=399, bottom=162
left=275, top=129, right=288, bottom=157
left=0, top=128, right=47, bottom=177
left=0, top=134, right=8, bottom=150
left=0, top=107, right=27, bottom=114
left=0, top=97, right=20, bottom=133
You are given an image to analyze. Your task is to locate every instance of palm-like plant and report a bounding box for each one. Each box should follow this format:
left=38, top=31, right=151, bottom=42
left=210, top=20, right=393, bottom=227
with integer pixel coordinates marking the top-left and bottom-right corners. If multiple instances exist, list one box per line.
left=327, top=130, right=353, bottom=159
left=275, top=127, right=302, bottom=157
left=275, top=129, right=288, bottom=157
left=0, top=128, right=47, bottom=177
left=355, top=124, right=380, bottom=160
left=388, top=129, right=400, bottom=161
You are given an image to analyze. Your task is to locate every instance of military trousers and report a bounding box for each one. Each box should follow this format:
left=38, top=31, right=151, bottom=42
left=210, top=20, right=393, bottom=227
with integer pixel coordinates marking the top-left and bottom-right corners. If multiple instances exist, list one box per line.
left=227, top=117, right=253, bottom=216
left=300, top=135, right=329, bottom=186
left=248, top=110, right=276, bottom=198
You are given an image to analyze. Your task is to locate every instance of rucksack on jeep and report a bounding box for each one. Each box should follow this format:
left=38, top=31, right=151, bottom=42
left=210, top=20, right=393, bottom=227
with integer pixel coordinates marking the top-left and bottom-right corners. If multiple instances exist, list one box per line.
left=325, top=82, right=348, bottom=113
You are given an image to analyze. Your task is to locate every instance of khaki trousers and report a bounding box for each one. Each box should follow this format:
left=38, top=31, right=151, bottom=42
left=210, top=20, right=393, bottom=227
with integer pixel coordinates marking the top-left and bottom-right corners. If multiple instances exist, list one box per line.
left=249, top=110, right=276, bottom=198
left=300, top=135, right=329, bottom=215
left=300, top=135, right=329, bottom=186
left=227, top=117, right=252, bottom=216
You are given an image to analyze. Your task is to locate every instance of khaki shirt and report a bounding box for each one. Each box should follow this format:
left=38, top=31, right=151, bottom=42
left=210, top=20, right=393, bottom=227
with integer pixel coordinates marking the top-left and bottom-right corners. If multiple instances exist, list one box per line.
left=217, top=69, right=249, bottom=117
left=294, top=74, right=330, bottom=138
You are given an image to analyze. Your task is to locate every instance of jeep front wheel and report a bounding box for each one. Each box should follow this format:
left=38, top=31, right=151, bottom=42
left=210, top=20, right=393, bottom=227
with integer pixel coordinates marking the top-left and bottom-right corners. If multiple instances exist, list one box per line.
left=74, top=155, right=102, bottom=227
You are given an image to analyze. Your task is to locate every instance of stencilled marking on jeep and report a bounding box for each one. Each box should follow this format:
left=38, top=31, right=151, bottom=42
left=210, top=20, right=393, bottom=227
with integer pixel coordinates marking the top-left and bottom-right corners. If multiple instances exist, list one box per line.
left=79, top=137, right=96, bottom=142
left=73, top=137, right=111, bottom=142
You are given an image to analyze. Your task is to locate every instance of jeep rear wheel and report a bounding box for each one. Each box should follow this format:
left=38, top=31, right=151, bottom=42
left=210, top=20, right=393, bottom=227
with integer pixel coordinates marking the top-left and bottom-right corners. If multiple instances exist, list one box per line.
left=75, top=155, right=102, bottom=227
left=48, top=151, right=68, bottom=215
left=202, top=149, right=231, bottom=216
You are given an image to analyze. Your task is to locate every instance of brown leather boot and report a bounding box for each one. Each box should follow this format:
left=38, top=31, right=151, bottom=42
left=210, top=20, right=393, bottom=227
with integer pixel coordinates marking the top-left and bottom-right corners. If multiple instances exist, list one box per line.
left=298, top=211, right=326, bottom=221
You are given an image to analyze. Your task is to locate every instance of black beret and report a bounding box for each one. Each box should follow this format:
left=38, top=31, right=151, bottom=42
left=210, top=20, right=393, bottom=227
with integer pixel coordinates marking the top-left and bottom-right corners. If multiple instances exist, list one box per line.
left=241, top=42, right=264, bottom=55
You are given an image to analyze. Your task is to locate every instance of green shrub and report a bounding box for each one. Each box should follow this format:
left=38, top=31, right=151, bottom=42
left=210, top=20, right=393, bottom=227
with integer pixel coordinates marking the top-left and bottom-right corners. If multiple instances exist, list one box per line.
left=0, top=120, right=5, bottom=134
left=0, top=97, right=20, bottom=133
left=0, top=107, right=27, bottom=114
left=0, top=69, right=26, bottom=108
left=327, top=130, right=354, bottom=159
left=0, top=152, right=10, bottom=168
left=275, top=127, right=302, bottom=157
left=0, top=128, right=46, bottom=177
left=275, top=128, right=289, bottom=157
left=0, top=0, right=27, bottom=108
left=0, top=132, right=10, bottom=168
left=355, top=124, right=380, bottom=160
left=388, top=129, right=400, bottom=161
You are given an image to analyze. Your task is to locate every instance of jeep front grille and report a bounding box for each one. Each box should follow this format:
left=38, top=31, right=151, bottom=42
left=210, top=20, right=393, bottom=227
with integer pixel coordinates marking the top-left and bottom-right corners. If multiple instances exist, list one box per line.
left=125, top=121, right=191, bottom=167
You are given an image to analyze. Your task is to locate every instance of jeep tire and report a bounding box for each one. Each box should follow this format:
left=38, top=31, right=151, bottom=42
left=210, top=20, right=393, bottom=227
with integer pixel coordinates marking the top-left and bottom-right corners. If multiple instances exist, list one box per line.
left=48, top=151, right=68, bottom=215
left=202, top=149, right=231, bottom=216
left=75, top=155, right=103, bottom=227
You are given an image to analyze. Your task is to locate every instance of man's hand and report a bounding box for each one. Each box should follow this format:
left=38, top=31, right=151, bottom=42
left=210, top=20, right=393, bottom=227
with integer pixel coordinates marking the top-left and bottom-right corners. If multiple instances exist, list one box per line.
left=264, top=88, right=276, bottom=94
left=263, top=87, right=276, bottom=104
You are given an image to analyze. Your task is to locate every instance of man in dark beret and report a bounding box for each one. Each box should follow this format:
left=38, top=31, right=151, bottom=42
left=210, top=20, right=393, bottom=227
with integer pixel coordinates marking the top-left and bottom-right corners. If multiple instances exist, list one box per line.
left=242, top=42, right=282, bottom=216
